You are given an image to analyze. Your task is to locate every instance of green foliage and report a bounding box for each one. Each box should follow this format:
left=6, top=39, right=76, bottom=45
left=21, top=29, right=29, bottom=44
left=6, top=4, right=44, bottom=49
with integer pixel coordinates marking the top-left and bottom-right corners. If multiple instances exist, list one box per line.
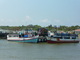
left=0, top=25, right=80, bottom=31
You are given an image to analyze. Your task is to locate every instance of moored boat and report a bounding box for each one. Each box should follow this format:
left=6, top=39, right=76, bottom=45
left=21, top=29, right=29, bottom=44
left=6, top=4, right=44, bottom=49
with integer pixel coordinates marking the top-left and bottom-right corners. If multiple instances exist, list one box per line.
left=47, top=33, right=79, bottom=43
left=7, top=34, right=39, bottom=43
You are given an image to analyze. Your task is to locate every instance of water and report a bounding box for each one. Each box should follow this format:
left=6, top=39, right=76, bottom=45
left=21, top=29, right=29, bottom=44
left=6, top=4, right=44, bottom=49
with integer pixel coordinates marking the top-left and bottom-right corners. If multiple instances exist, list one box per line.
left=0, top=40, right=80, bottom=60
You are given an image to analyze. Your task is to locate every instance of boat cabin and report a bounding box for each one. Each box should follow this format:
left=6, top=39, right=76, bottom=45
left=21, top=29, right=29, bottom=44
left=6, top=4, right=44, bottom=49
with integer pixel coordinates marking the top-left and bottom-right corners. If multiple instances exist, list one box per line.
left=7, top=34, right=19, bottom=37
left=47, top=33, right=79, bottom=41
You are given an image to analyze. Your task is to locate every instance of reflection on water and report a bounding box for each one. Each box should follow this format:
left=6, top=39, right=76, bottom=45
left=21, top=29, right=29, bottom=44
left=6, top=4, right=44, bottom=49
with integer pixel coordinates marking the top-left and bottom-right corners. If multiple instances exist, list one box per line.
left=0, top=40, right=80, bottom=60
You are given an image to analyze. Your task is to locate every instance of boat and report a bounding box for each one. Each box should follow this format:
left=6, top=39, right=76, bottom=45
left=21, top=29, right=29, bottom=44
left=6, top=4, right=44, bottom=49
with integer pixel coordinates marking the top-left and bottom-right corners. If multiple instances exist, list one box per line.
left=47, top=33, right=79, bottom=43
left=7, top=34, right=39, bottom=43
left=47, top=40, right=79, bottom=43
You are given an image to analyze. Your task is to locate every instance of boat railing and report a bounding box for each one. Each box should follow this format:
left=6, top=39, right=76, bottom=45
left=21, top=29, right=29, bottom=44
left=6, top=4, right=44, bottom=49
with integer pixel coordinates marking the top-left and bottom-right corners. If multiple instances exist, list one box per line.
left=7, top=34, right=19, bottom=37
left=49, top=35, right=78, bottom=40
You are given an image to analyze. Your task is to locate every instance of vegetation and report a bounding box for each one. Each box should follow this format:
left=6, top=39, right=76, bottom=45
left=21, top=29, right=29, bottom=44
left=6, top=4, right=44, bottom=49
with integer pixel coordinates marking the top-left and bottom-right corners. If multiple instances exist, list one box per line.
left=0, top=25, right=80, bottom=31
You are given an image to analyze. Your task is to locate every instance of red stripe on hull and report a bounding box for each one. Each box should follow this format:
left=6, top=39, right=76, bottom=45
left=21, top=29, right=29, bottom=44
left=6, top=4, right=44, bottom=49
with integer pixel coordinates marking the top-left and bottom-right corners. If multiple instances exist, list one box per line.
left=47, top=40, right=79, bottom=43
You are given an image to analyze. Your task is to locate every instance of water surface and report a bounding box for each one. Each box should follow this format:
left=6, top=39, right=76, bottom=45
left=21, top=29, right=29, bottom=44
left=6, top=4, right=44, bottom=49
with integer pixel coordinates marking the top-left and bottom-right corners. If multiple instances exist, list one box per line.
left=0, top=40, right=80, bottom=60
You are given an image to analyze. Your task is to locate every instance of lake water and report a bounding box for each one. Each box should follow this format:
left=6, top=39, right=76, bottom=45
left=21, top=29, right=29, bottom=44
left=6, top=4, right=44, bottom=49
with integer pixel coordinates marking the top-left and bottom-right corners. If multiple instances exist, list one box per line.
left=0, top=40, right=80, bottom=60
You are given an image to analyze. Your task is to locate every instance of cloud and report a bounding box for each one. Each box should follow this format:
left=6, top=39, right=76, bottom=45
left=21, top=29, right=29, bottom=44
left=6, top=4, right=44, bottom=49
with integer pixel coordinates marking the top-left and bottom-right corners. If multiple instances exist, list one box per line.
left=51, top=19, right=63, bottom=25
left=26, top=16, right=31, bottom=21
left=41, top=19, right=50, bottom=23
left=25, top=16, right=34, bottom=25
left=0, top=18, right=25, bottom=26
left=38, top=19, right=52, bottom=26
left=0, top=0, right=6, bottom=5
left=54, top=19, right=61, bottom=23
left=0, top=19, right=5, bottom=21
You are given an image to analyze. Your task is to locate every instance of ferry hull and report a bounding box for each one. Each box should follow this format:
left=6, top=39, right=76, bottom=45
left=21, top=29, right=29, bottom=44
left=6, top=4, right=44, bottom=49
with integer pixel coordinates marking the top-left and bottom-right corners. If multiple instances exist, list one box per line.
left=47, top=40, right=79, bottom=43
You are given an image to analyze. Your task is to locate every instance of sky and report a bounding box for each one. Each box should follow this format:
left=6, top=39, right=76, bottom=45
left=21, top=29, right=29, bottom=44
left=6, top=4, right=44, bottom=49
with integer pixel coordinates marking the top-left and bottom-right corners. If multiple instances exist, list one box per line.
left=0, top=0, right=80, bottom=26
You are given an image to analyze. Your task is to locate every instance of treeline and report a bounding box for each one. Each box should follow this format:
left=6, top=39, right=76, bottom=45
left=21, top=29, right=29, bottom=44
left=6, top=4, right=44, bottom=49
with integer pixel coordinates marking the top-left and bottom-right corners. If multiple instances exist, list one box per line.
left=0, top=25, right=80, bottom=31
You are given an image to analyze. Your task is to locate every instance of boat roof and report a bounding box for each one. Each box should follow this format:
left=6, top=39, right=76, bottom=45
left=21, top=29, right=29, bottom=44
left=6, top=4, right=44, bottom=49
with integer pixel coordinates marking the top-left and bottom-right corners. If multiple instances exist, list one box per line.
left=75, top=29, right=80, bottom=31
left=8, top=34, right=19, bottom=36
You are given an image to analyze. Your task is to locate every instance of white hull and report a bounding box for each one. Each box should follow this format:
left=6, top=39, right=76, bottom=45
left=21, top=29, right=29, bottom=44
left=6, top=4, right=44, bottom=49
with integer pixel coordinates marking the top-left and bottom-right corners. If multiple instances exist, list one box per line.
left=7, top=34, right=39, bottom=43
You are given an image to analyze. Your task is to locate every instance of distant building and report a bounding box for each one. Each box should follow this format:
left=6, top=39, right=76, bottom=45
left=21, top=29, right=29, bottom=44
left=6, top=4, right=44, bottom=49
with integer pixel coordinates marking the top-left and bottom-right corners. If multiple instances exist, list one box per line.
left=74, top=29, right=80, bottom=34
left=0, top=29, right=13, bottom=33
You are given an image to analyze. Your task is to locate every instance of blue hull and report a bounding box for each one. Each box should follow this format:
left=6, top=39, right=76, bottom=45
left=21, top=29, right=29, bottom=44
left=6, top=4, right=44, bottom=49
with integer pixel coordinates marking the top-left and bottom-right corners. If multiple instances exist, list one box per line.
left=8, top=38, right=39, bottom=43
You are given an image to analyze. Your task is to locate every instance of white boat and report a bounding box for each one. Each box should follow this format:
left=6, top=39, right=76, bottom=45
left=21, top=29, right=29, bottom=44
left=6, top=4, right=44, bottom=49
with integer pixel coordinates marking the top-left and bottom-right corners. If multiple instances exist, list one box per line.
left=7, top=34, right=39, bottom=43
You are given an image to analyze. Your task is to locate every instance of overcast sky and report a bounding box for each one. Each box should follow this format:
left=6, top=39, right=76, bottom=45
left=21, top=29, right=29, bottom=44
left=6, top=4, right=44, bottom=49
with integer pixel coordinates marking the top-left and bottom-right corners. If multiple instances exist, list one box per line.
left=0, top=0, right=80, bottom=26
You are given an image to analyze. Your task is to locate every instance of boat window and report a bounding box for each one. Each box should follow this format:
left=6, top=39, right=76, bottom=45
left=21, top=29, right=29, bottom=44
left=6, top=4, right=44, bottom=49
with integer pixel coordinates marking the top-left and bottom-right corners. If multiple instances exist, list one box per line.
left=8, top=35, right=19, bottom=37
left=13, top=35, right=19, bottom=37
left=72, top=36, right=76, bottom=39
left=60, top=37, right=63, bottom=39
left=19, top=35, right=21, bottom=37
left=9, top=35, right=12, bottom=37
left=64, top=36, right=70, bottom=39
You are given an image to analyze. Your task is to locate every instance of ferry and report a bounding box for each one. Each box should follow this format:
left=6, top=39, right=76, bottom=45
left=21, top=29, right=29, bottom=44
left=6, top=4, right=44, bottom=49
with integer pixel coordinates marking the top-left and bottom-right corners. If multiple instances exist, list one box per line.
left=47, top=33, right=79, bottom=43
